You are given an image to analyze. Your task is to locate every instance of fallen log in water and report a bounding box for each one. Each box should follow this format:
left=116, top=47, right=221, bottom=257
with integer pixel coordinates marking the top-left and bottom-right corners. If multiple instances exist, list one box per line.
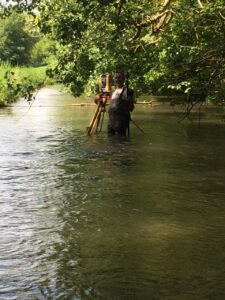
left=68, top=101, right=154, bottom=107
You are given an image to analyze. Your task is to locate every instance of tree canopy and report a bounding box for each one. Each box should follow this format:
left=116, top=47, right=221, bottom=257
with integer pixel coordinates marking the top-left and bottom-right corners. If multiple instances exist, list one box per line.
left=1, top=0, right=225, bottom=103
left=0, top=12, right=36, bottom=65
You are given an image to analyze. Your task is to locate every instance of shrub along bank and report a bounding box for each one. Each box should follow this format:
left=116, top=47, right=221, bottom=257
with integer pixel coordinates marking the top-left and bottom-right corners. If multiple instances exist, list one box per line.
left=0, top=63, right=52, bottom=107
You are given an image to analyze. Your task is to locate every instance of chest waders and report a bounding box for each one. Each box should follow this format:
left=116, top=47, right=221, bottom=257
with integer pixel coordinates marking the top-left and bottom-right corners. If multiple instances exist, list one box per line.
left=107, top=88, right=131, bottom=137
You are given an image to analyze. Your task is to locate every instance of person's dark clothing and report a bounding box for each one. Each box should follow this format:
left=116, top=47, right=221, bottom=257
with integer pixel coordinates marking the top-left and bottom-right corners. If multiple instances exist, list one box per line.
left=107, top=87, right=134, bottom=136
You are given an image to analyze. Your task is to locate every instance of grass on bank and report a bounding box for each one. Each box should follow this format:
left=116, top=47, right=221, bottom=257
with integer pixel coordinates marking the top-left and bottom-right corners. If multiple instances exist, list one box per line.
left=0, top=62, right=53, bottom=106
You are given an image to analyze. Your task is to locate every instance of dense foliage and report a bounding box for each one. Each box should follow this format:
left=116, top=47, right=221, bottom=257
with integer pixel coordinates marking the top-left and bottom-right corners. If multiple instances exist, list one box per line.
left=0, top=12, right=36, bottom=65
left=1, top=0, right=225, bottom=104
left=0, top=10, right=57, bottom=67
left=30, top=36, right=58, bottom=66
left=0, top=63, right=48, bottom=106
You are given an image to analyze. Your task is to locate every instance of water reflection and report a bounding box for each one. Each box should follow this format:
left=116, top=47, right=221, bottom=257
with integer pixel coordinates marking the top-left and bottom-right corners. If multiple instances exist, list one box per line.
left=0, top=88, right=225, bottom=299
left=31, top=131, right=138, bottom=299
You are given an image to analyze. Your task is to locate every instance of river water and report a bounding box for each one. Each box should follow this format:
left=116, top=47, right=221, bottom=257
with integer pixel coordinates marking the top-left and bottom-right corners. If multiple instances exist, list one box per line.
left=1, top=86, right=225, bottom=300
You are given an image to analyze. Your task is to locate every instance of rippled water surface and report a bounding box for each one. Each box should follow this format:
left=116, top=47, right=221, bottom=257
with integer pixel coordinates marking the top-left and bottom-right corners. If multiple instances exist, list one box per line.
left=1, top=86, right=225, bottom=300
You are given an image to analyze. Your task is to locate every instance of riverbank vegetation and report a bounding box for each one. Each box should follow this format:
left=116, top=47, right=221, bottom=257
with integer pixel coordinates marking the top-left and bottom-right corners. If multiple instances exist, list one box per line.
left=0, top=63, right=49, bottom=106
left=0, top=10, right=57, bottom=106
left=1, top=0, right=225, bottom=109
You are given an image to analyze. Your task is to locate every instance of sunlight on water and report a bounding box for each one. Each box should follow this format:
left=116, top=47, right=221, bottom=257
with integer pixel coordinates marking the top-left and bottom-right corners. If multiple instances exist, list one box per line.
left=0, top=87, right=225, bottom=299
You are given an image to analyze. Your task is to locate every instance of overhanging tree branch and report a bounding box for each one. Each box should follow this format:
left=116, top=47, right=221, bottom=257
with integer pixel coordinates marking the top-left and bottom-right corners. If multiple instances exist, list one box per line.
left=130, top=0, right=173, bottom=41
left=196, top=0, right=204, bottom=9
left=117, top=0, right=126, bottom=16
left=218, top=11, right=225, bottom=21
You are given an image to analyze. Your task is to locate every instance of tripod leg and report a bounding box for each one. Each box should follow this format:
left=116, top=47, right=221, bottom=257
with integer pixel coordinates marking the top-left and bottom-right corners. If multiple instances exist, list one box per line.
left=87, top=104, right=101, bottom=135
left=99, top=110, right=105, bottom=132
left=96, top=110, right=102, bottom=133
left=96, top=106, right=106, bottom=133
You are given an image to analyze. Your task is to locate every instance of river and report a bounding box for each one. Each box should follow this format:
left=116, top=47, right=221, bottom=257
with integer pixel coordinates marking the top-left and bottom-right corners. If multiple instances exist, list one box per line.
left=0, top=86, right=225, bottom=300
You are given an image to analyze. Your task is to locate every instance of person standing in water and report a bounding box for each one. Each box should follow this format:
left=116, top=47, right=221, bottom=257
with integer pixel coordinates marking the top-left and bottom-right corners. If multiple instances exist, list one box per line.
left=95, top=71, right=135, bottom=136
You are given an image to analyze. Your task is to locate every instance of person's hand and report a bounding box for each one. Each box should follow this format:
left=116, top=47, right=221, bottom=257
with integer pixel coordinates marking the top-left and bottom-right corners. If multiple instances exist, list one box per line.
left=94, top=94, right=101, bottom=104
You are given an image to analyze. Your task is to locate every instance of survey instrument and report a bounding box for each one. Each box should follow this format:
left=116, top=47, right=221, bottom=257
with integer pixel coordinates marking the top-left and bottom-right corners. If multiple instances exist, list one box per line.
left=87, top=73, right=111, bottom=135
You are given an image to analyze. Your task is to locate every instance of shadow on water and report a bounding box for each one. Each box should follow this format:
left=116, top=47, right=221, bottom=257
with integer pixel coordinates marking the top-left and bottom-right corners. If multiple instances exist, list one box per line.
left=1, top=87, right=225, bottom=299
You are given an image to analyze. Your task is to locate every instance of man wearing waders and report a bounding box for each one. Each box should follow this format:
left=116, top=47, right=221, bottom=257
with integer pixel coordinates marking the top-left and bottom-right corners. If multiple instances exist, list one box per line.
left=107, top=71, right=135, bottom=136
left=95, top=71, right=135, bottom=136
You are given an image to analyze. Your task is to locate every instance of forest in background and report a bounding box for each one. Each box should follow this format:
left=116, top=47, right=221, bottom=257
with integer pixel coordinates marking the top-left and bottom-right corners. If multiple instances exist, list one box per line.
left=0, top=0, right=225, bottom=107
left=0, top=10, right=56, bottom=105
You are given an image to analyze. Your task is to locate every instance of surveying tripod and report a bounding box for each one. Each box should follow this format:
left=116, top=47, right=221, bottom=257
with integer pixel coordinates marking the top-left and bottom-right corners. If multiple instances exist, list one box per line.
left=87, top=93, right=110, bottom=135
left=87, top=73, right=111, bottom=136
